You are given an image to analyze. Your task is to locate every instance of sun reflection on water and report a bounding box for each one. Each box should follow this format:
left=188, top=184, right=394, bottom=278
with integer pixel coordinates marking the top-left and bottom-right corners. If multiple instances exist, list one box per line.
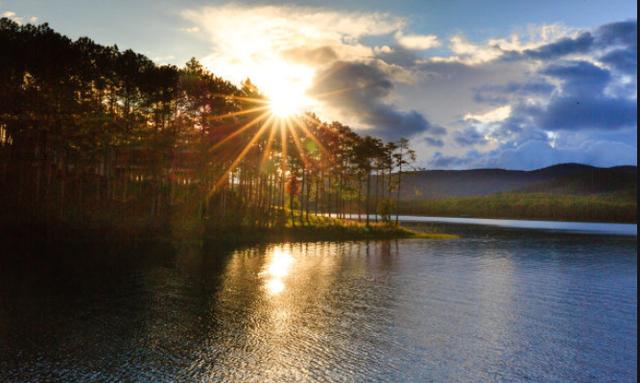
left=260, top=246, right=295, bottom=295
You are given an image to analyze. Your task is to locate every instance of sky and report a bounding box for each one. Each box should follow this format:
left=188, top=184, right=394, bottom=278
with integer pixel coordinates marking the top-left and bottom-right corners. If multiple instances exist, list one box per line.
left=1, top=0, right=637, bottom=170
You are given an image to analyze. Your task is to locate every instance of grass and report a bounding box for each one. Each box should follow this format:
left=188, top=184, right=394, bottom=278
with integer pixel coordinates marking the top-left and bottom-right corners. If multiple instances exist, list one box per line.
left=204, top=209, right=457, bottom=246
left=1, top=202, right=457, bottom=248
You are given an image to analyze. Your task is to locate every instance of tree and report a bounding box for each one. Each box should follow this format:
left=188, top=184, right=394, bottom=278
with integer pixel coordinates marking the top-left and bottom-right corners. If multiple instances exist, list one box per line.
left=393, top=137, right=416, bottom=226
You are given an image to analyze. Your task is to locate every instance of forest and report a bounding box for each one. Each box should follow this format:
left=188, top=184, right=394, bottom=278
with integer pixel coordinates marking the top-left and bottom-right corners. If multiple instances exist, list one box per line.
left=399, top=191, right=637, bottom=223
left=0, top=18, right=418, bottom=241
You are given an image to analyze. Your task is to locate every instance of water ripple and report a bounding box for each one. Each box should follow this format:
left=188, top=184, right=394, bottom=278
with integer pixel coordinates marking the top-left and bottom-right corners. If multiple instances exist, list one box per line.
left=0, top=230, right=636, bottom=382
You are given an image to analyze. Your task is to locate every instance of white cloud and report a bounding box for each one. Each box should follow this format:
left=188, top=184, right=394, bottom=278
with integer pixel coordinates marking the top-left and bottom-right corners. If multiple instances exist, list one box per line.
left=1, top=10, right=39, bottom=25
left=181, top=4, right=410, bottom=116
left=395, top=32, right=441, bottom=51
left=182, top=5, right=406, bottom=69
left=374, top=45, right=393, bottom=54
left=428, top=23, right=577, bottom=65
left=464, top=105, right=512, bottom=123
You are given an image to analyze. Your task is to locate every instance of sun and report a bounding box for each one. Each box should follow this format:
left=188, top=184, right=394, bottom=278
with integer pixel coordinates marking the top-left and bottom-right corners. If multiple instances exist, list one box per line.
left=270, top=94, right=300, bottom=117
left=266, top=79, right=317, bottom=118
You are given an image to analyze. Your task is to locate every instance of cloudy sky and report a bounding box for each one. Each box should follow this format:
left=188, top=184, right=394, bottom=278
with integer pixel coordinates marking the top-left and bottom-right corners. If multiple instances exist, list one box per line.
left=1, top=0, right=637, bottom=170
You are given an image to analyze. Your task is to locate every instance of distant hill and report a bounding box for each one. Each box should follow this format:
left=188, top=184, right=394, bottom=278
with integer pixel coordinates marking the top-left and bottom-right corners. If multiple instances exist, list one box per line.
left=517, top=167, right=637, bottom=196
left=398, top=163, right=637, bottom=201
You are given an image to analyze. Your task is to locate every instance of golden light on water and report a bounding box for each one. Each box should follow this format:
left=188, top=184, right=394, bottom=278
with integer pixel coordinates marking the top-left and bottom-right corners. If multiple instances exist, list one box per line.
left=260, top=247, right=295, bottom=295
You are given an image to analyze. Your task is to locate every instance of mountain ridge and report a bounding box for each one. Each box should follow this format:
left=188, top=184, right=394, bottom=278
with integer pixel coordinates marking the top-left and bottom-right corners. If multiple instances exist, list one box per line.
left=399, top=163, right=637, bottom=200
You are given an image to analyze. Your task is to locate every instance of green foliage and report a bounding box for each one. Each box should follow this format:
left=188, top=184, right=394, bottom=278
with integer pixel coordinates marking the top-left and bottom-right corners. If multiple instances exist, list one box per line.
left=401, top=192, right=637, bottom=223
left=377, top=198, right=394, bottom=222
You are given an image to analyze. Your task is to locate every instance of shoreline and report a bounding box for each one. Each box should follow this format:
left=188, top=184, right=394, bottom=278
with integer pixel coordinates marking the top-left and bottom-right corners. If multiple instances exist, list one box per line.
left=0, top=213, right=457, bottom=250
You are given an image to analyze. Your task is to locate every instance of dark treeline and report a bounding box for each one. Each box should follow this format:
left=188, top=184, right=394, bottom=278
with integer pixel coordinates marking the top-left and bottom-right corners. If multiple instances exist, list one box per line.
left=399, top=192, right=637, bottom=223
left=0, top=19, right=416, bottom=239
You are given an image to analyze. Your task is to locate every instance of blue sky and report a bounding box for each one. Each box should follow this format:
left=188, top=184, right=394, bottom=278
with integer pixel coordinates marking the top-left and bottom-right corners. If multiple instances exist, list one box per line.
left=1, top=0, right=637, bottom=170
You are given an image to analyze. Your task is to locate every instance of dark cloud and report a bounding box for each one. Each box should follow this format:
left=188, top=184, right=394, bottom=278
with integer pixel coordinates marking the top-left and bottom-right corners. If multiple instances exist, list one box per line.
left=523, top=32, right=595, bottom=60
left=429, top=151, right=480, bottom=169
left=600, top=48, right=638, bottom=75
left=365, top=108, right=437, bottom=141
left=595, top=20, right=637, bottom=48
left=424, top=137, right=445, bottom=148
left=308, top=61, right=438, bottom=141
left=542, top=61, right=611, bottom=95
left=474, top=81, right=555, bottom=104
left=474, top=61, right=636, bottom=134
left=528, top=97, right=637, bottom=131
left=524, top=61, right=637, bottom=131
left=500, top=20, right=637, bottom=66
left=429, top=125, right=448, bottom=136
left=454, top=128, right=489, bottom=147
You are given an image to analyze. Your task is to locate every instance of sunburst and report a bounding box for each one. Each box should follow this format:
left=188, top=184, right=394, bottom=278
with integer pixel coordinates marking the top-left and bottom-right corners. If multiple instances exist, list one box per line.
left=207, top=68, right=356, bottom=197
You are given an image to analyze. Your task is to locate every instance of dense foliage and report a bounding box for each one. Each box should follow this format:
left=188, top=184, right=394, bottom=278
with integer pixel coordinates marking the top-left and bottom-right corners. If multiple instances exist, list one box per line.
left=0, top=19, right=416, bottom=239
left=399, top=191, right=637, bottom=223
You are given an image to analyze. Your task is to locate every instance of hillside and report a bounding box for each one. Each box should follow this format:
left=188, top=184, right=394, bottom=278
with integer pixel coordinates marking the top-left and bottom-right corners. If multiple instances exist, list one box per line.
left=516, top=167, right=637, bottom=196
left=398, top=163, right=636, bottom=201
left=393, top=163, right=637, bottom=223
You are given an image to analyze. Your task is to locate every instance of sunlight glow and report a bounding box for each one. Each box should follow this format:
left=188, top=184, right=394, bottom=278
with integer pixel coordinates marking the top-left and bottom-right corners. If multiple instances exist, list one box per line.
left=263, top=65, right=318, bottom=117
left=261, top=247, right=295, bottom=295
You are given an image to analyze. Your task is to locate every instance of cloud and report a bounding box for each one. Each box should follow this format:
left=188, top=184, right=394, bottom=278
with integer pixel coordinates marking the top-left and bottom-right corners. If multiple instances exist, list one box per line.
left=1, top=9, right=39, bottom=25
left=308, top=60, right=438, bottom=140
left=596, top=20, right=637, bottom=48
left=182, top=5, right=406, bottom=72
left=395, top=32, right=441, bottom=51
left=429, top=140, right=637, bottom=170
left=522, top=32, right=595, bottom=60
left=542, top=61, right=611, bottom=95
left=454, top=128, right=490, bottom=147
left=464, top=105, right=512, bottom=123
left=280, top=46, right=339, bottom=67
left=495, top=61, right=638, bottom=132
left=429, top=23, right=576, bottom=65
left=600, top=48, right=638, bottom=74
left=424, top=137, right=445, bottom=148
left=374, top=45, right=422, bottom=68
left=474, top=81, right=555, bottom=105
left=183, top=6, right=636, bottom=168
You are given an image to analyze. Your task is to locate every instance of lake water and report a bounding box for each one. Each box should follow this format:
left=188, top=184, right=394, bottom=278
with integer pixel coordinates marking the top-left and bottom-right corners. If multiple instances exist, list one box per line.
left=0, top=223, right=637, bottom=382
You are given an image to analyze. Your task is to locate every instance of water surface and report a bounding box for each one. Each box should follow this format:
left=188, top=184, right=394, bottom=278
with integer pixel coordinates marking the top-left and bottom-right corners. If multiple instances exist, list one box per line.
left=1, top=227, right=637, bottom=382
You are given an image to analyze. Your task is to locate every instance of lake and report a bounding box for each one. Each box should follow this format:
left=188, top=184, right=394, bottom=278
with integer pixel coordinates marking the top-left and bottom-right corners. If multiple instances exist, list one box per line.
left=0, top=221, right=637, bottom=382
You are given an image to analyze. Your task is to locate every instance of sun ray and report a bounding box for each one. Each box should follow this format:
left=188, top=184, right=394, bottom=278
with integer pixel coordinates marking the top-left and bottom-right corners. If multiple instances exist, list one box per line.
left=260, top=117, right=280, bottom=172
left=209, top=105, right=272, bottom=121
left=208, top=111, right=273, bottom=153
left=292, top=114, right=330, bottom=159
left=211, top=94, right=271, bottom=105
left=285, top=118, right=310, bottom=168
left=214, top=114, right=275, bottom=190
left=280, top=117, right=288, bottom=173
